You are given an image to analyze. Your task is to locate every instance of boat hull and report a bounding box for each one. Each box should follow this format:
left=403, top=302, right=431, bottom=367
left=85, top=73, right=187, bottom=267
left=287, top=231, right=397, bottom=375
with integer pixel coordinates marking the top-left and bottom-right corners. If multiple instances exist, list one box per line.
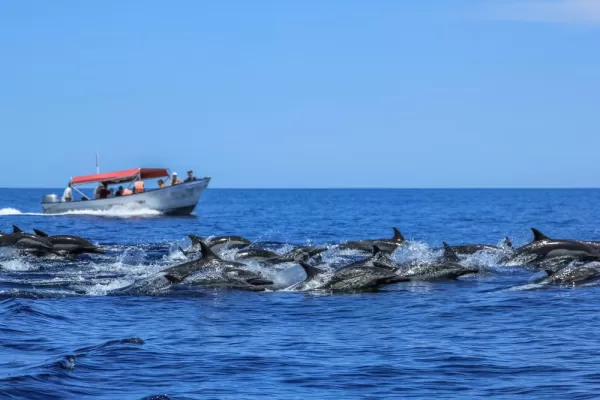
left=41, top=178, right=210, bottom=215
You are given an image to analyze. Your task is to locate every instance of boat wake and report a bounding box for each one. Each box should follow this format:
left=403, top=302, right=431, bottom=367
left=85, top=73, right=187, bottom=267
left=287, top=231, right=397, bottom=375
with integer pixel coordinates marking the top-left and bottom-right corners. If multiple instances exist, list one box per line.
left=0, top=207, right=163, bottom=218
left=0, top=208, right=28, bottom=216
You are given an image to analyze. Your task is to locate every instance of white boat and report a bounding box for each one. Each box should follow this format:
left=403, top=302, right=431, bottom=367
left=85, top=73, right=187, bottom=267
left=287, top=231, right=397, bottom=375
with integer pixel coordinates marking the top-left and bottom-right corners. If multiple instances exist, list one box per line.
left=42, top=167, right=211, bottom=215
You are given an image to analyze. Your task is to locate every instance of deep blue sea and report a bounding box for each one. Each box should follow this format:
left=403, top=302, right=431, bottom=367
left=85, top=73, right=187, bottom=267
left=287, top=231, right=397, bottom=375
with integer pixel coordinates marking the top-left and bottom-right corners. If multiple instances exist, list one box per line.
left=1, top=188, right=600, bottom=399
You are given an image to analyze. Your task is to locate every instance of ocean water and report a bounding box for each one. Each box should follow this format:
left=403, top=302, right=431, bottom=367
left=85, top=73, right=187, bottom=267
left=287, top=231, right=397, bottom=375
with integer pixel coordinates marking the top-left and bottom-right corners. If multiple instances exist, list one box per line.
left=1, top=188, right=600, bottom=399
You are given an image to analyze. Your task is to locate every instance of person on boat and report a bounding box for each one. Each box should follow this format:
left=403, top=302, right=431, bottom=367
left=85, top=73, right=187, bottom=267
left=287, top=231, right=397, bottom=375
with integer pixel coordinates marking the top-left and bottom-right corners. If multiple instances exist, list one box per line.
left=94, top=183, right=103, bottom=199
left=115, top=186, right=124, bottom=197
left=122, top=187, right=133, bottom=196
left=184, top=170, right=197, bottom=183
left=134, top=180, right=145, bottom=194
left=98, top=183, right=110, bottom=199
left=62, top=183, right=73, bottom=202
left=157, top=179, right=165, bottom=189
left=170, top=172, right=181, bottom=186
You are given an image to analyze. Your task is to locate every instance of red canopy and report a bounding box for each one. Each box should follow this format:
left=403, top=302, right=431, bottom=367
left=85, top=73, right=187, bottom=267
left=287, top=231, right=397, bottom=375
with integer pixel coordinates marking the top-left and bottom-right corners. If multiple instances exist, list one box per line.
left=71, top=168, right=169, bottom=185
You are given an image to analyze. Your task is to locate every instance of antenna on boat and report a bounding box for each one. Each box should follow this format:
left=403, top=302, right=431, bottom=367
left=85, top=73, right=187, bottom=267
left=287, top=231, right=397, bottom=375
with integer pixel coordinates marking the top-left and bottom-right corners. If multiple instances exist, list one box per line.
left=95, top=152, right=100, bottom=174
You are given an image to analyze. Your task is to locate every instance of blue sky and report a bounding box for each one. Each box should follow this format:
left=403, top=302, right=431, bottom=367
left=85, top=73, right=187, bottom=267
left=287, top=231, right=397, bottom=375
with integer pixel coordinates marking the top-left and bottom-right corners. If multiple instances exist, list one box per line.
left=1, top=0, right=599, bottom=188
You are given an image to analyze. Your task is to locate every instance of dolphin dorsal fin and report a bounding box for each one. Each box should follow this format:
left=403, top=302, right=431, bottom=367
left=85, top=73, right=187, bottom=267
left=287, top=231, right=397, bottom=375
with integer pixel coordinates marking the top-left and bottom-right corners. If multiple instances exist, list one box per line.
left=33, top=229, right=49, bottom=237
left=178, top=246, right=189, bottom=257
left=308, top=247, right=326, bottom=257
left=372, top=245, right=382, bottom=256
left=299, top=262, right=324, bottom=278
left=442, top=242, right=460, bottom=262
left=198, top=240, right=218, bottom=260
left=12, top=225, right=23, bottom=234
left=531, top=228, right=550, bottom=242
left=187, top=234, right=204, bottom=246
left=392, top=227, right=405, bottom=242
left=503, top=236, right=513, bottom=249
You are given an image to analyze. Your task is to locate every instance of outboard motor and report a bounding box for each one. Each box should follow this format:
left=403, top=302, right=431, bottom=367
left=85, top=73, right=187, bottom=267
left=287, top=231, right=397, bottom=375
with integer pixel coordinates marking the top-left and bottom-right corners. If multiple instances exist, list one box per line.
left=42, top=194, right=59, bottom=204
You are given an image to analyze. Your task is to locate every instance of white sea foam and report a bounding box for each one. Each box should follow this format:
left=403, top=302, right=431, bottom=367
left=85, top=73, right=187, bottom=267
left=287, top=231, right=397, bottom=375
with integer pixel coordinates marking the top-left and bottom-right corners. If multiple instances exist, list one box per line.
left=0, top=206, right=162, bottom=218
left=0, top=208, right=27, bottom=216
left=1, top=258, right=39, bottom=272
left=85, top=279, right=137, bottom=296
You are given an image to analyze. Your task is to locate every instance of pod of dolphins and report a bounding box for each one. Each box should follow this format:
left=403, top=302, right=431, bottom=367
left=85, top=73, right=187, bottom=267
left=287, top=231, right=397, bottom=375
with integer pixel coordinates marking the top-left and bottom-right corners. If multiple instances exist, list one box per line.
left=0, top=225, right=104, bottom=255
left=3, top=225, right=600, bottom=293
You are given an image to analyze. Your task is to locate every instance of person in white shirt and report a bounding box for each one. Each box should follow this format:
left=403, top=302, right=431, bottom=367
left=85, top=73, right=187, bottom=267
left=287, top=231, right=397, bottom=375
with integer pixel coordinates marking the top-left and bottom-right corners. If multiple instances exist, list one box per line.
left=62, top=183, right=73, bottom=202
left=170, top=172, right=181, bottom=186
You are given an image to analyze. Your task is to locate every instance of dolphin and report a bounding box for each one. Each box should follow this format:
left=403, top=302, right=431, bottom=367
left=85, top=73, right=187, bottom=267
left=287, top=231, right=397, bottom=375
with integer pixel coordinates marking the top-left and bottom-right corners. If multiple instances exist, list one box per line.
left=295, top=261, right=409, bottom=292
left=188, top=234, right=251, bottom=253
left=33, top=229, right=104, bottom=254
left=328, top=270, right=408, bottom=292
left=261, top=246, right=327, bottom=266
left=529, top=228, right=600, bottom=252
left=534, top=262, right=600, bottom=286
left=234, top=248, right=280, bottom=261
left=502, top=228, right=600, bottom=266
left=438, top=237, right=513, bottom=256
left=291, top=262, right=332, bottom=291
left=393, top=243, right=479, bottom=280
left=338, top=227, right=406, bottom=254
left=0, top=225, right=54, bottom=253
left=335, top=245, right=398, bottom=271
left=114, top=240, right=273, bottom=295
left=164, top=240, right=272, bottom=287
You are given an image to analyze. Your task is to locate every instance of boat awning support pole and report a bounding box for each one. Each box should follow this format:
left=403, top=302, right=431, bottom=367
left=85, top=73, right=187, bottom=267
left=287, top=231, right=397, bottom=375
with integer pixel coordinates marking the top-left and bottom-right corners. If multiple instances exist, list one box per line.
left=72, top=186, right=88, bottom=200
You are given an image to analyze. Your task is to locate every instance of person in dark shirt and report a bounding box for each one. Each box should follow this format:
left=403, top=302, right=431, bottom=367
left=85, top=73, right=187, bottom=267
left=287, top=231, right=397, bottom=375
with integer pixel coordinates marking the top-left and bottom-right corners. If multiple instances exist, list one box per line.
left=99, top=183, right=110, bottom=199
left=115, top=186, right=124, bottom=197
left=184, top=170, right=197, bottom=183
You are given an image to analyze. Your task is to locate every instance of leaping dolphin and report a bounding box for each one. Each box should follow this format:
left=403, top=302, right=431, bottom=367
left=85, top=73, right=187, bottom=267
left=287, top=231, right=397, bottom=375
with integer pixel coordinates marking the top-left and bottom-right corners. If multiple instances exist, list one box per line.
left=502, top=228, right=600, bottom=267
left=114, top=240, right=273, bottom=295
left=437, top=237, right=513, bottom=256
left=0, top=225, right=54, bottom=253
left=33, top=229, right=104, bottom=254
left=164, top=241, right=272, bottom=287
left=295, top=261, right=409, bottom=292
left=187, top=234, right=252, bottom=253
left=290, top=245, right=409, bottom=292
left=260, top=245, right=327, bottom=266
left=533, top=262, right=600, bottom=286
left=529, top=228, right=600, bottom=252
left=338, top=227, right=406, bottom=254
left=234, top=248, right=280, bottom=261
left=335, top=245, right=398, bottom=271
left=392, top=243, right=479, bottom=281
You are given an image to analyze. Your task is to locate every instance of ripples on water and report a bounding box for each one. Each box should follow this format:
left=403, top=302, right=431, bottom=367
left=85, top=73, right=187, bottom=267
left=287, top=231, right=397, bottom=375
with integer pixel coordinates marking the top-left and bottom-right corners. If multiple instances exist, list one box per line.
left=1, top=189, right=600, bottom=399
